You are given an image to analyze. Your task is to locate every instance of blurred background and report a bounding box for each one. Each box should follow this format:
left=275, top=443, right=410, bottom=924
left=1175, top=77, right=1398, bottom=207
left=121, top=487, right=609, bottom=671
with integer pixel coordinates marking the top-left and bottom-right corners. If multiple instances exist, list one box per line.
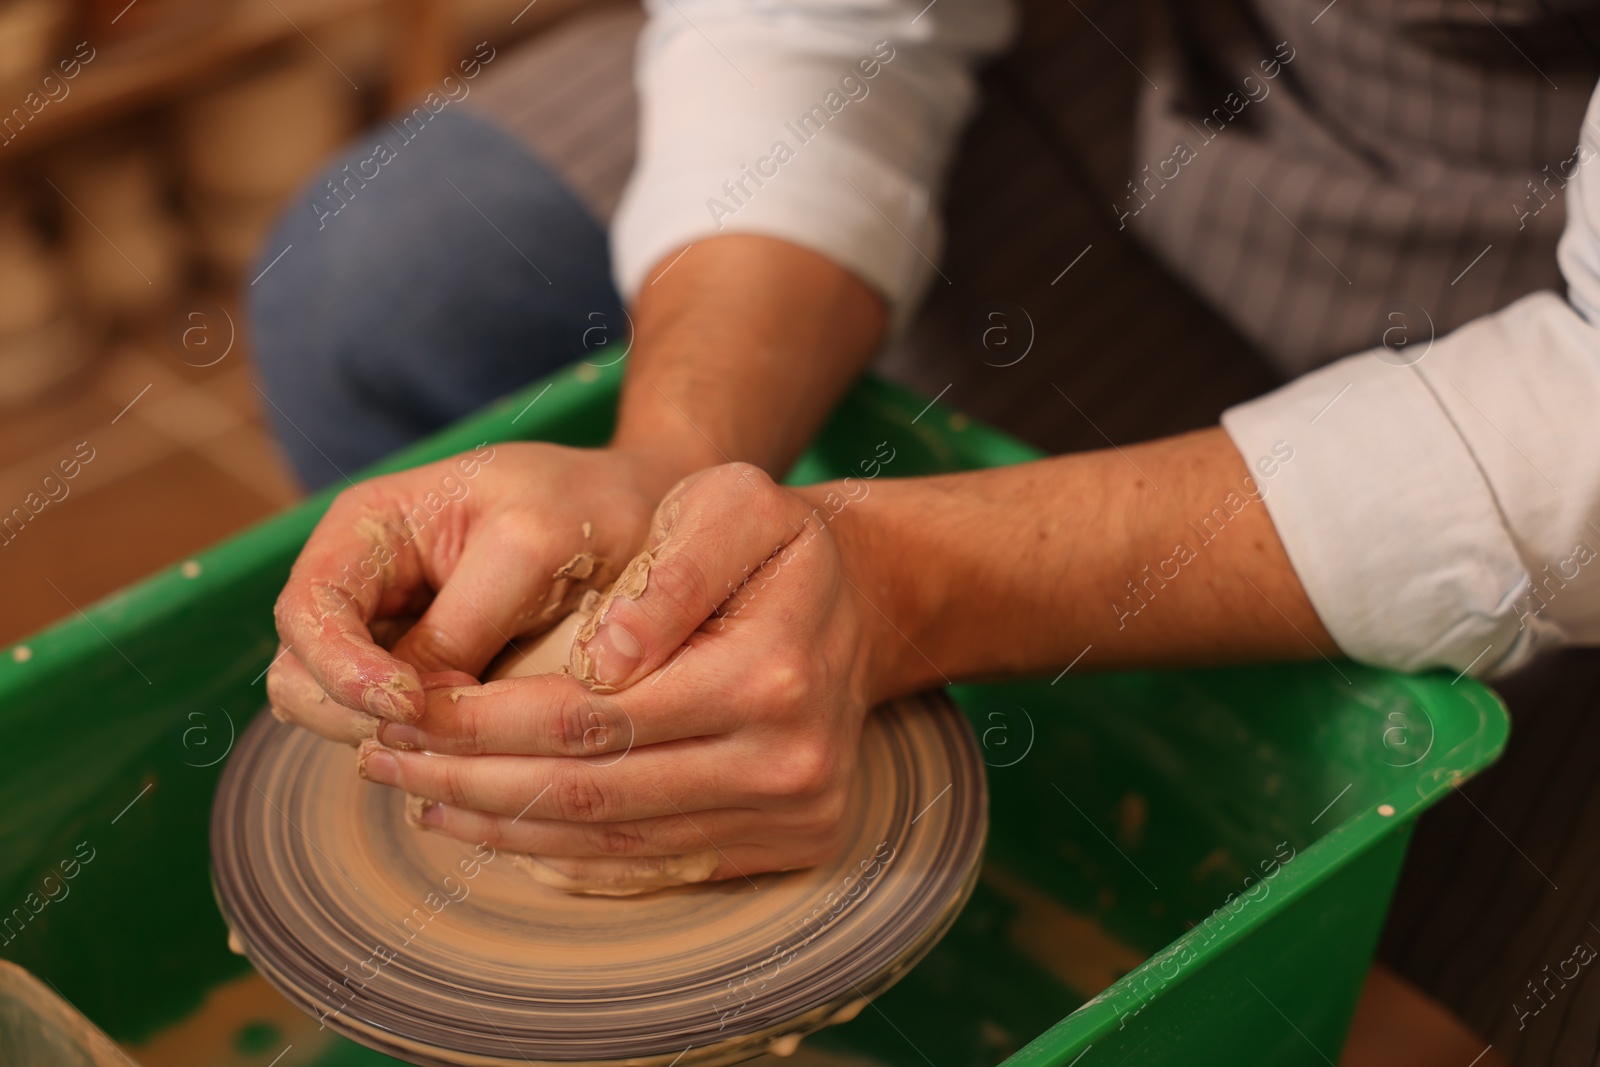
left=0, top=0, right=589, bottom=645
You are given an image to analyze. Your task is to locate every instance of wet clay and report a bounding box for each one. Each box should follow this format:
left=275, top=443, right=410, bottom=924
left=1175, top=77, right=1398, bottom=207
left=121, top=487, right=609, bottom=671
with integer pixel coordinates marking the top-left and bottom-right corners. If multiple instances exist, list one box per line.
left=211, top=686, right=987, bottom=1067
left=523, top=523, right=612, bottom=630
left=570, top=549, right=655, bottom=691
left=483, top=589, right=601, bottom=680
left=510, top=850, right=720, bottom=897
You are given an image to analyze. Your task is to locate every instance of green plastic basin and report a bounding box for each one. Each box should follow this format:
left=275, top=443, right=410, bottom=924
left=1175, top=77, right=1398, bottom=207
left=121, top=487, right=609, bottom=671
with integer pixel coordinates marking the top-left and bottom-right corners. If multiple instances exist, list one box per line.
left=0, top=361, right=1508, bottom=1066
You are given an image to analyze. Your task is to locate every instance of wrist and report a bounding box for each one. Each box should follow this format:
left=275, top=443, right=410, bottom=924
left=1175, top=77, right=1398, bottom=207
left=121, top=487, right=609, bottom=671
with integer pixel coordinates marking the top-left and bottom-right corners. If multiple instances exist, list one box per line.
left=797, top=479, right=940, bottom=704
left=607, top=361, right=746, bottom=493
left=605, top=433, right=724, bottom=503
left=608, top=234, right=887, bottom=481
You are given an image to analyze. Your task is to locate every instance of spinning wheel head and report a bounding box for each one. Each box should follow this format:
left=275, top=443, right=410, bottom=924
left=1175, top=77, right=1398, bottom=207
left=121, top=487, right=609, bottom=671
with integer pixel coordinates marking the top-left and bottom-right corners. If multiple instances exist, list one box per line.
left=210, top=691, right=986, bottom=1067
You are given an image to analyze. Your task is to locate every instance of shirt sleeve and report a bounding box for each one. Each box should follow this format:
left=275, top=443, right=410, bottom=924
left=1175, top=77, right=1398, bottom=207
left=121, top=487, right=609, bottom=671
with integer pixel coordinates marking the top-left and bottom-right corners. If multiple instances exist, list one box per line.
left=1221, top=83, right=1600, bottom=679
left=609, top=0, right=1013, bottom=329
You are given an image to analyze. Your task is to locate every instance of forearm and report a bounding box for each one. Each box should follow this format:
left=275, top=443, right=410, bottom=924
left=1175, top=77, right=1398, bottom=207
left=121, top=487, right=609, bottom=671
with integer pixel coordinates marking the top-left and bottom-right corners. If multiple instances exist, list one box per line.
left=609, top=235, right=886, bottom=488
left=817, top=427, right=1336, bottom=696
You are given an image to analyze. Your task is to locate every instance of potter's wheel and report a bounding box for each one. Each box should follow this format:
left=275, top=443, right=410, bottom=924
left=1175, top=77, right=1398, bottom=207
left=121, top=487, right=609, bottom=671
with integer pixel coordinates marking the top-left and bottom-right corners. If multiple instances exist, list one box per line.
left=210, top=692, right=986, bottom=1067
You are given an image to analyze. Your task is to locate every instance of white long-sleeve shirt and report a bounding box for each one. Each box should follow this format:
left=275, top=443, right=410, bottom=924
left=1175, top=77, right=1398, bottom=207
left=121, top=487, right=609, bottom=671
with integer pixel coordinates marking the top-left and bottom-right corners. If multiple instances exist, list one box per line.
left=611, top=0, right=1013, bottom=329
left=609, top=0, right=1600, bottom=679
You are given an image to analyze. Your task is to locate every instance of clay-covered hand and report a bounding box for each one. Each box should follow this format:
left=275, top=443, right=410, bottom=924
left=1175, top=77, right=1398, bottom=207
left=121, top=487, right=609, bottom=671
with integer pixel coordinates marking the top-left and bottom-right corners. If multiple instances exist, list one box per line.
left=266, top=443, right=676, bottom=745
left=355, top=463, right=889, bottom=889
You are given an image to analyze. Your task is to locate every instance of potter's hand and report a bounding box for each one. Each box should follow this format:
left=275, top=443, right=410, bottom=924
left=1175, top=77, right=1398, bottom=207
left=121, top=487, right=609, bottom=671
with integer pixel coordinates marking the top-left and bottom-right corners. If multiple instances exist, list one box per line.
left=267, top=443, right=682, bottom=744
left=352, top=427, right=1340, bottom=893
left=266, top=235, right=886, bottom=750
left=354, top=464, right=891, bottom=888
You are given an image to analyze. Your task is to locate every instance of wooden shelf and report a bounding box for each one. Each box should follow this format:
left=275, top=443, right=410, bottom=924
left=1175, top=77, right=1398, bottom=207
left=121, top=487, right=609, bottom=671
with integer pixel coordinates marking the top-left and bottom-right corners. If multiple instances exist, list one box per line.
left=0, top=0, right=443, bottom=163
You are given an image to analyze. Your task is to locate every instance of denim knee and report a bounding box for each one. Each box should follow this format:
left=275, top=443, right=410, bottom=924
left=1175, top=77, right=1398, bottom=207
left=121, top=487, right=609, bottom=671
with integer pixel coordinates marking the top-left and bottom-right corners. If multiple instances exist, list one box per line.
left=248, top=108, right=624, bottom=488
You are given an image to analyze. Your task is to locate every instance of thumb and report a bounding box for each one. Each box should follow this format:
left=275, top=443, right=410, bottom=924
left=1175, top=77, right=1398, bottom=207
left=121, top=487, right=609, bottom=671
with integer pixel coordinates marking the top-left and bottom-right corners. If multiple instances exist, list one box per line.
left=570, top=463, right=809, bottom=691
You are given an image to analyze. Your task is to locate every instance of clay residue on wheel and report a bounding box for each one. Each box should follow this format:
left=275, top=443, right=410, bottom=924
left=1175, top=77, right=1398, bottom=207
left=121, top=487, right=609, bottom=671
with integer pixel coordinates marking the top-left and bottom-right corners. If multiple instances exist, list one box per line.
left=510, top=851, right=718, bottom=896
left=218, top=689, right=986, bottom=1064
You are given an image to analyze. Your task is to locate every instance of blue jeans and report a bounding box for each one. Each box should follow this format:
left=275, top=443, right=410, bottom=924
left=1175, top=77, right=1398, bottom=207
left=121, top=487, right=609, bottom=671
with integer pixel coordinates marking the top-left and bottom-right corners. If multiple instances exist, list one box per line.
left=249, top=109, right=624, bottom=489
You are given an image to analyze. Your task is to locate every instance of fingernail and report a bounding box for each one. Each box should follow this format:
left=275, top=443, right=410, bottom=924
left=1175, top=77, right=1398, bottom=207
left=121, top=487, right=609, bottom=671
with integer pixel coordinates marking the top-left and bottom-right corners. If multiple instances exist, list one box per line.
left=363, top=672, right=423, bottom=722
left=379, top=723, right=422, bottom=751
left=585, top=617, right=643, bottom=688
left=268, top=704, right=290, bottom=723
left=357, top=740, right=398, bottom=783
left=405, top=793, right=442, bottom=829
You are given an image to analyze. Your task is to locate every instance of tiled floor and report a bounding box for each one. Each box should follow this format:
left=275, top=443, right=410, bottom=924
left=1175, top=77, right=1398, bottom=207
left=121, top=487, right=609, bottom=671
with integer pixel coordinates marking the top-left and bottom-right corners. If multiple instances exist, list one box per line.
left=0, top=295, right=301, bottom=645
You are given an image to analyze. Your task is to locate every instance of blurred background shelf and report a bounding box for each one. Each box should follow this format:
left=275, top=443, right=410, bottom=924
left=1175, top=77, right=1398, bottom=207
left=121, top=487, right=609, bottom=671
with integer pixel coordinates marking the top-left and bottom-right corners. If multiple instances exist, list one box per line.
left=0, top=0, right=444, bottom=161
left=0, top=0, right=593, bottom=644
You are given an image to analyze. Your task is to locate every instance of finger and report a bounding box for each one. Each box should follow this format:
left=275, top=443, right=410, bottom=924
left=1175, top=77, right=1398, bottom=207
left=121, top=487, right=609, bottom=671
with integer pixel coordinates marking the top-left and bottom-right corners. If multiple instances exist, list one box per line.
left=274, top=494, right=433, bottom=722
left=373, top=672, right=733, bottom=756
left=265, top=647, right=380, bottom=745
left=356, top=739, right=759, bottom=821
left=571, top=464, right=817, bottom=691
left=411, top=800, right=781, bottom=858
left=390, top=523, right=609, bottom=677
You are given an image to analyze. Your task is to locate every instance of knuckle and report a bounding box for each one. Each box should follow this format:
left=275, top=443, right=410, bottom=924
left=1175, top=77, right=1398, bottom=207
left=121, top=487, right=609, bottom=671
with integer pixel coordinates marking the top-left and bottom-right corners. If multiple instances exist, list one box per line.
left=583, top=823, right=645, bottom=857
left=449, top=700, right=490, bottom=756
left=550, top=691, right=594, bottom=757
left=769, top=741, right=833, bottom=801
left=579, top=705, right=626, bottom=757
left=494, top=521, right=550, bottom=565
left=809, top=788, right=850, bottom=833
left=552, top=769, right=610, bottom=822
left=437, top=759, right=473, bottom=806
left=547, top=694, right=608, bottom=758
left=406, top=621, right=469, bottom=669
left=477, top=818, right=518, bottom=852
left=749, top=655, right=810, bottom=712
left=646, top=553, right=716, bottom=624
left=722, top=463, right=787, bottom=519
left=750, top=484, right=790, bottom=530
left=717, top=462, right=774, bottom=497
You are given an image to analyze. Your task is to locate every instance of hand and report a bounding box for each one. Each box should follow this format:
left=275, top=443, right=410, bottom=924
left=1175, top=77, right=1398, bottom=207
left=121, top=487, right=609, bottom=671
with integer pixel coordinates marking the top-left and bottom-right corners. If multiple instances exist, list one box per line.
left=266, top=442, right=686, bottom=745
left=353, top=463, right=890, bottom=890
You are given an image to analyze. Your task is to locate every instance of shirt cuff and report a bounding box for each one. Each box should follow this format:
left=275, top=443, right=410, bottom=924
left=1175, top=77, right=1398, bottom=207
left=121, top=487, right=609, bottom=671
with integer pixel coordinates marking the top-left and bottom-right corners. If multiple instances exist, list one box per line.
left=1221, top=349, right=1548, bottom=678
